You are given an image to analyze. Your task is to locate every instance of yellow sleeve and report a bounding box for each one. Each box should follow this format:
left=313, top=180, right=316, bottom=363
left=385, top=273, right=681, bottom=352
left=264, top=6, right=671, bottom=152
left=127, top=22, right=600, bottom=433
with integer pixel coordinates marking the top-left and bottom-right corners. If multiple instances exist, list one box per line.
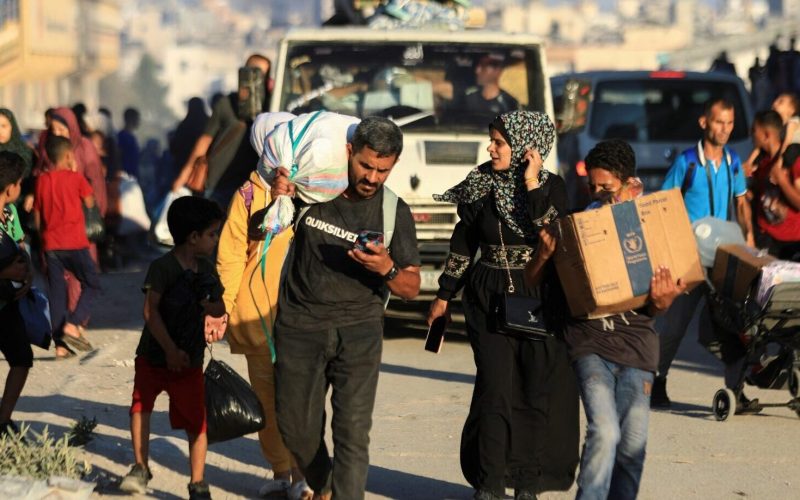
left=216, top=188, right=250, bottom=314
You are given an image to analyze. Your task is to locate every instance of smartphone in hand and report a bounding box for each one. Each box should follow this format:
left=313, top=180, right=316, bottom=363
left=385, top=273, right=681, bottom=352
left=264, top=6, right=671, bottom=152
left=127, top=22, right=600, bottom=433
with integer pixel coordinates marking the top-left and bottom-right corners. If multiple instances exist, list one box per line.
left=425, top=316, right=447, bottom=354
left=354, top=230, right=384, bottom=253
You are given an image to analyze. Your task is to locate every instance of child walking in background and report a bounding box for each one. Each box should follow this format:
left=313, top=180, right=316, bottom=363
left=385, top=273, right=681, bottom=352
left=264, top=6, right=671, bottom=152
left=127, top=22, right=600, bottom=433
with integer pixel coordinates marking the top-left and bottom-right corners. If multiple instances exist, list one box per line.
left=120, top=196, right=226, bottom=500
left=33, top=136, right=99, bottom=358
left=0, top=151, right=34, bottom=436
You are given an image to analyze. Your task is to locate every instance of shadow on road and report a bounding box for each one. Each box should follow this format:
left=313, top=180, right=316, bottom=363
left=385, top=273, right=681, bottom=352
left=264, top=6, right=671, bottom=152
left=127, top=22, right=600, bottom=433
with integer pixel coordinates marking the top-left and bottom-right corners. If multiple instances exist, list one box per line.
left=381, top=362, right=475, bottom=385
left=367, top=464, right=473, bottom=499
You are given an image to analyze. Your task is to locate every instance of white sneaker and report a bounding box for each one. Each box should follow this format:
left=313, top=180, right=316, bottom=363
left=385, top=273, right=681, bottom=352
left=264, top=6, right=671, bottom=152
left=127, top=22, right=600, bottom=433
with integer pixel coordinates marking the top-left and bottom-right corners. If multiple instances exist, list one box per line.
left=288, top=480, right=313, bottom=500
left=258, top=478, right=290, bottom=496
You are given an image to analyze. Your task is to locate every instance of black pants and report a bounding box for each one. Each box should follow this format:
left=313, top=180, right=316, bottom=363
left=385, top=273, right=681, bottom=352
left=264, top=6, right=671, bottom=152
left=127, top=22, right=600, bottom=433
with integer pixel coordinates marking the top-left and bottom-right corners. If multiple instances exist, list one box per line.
left=0, top=301, right=33, bottom=368
left=274, top=321, right=382, bottom=500
left=45, top=249, right=100, bottom=344
left=461, top=301, right=579, bottom=496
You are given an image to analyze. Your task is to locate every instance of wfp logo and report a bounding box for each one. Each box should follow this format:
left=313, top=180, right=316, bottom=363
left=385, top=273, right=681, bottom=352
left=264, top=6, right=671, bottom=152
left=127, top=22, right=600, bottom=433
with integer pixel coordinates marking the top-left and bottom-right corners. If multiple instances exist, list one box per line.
left=623, top=234, right=643, bottom=254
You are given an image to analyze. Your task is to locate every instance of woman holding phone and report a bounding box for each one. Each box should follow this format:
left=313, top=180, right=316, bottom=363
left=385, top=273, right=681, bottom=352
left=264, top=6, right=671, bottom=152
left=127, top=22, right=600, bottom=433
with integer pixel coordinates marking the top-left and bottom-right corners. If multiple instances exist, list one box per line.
left=427, top=110, right=578, bottom=500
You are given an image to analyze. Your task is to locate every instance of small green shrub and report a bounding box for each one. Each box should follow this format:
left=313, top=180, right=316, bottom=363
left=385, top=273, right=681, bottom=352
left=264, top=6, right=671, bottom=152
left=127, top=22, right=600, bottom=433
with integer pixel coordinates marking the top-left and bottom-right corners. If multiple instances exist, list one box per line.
left=0, top=424, right=90, bottom=480
left=68, top=416, right=98, bottom=447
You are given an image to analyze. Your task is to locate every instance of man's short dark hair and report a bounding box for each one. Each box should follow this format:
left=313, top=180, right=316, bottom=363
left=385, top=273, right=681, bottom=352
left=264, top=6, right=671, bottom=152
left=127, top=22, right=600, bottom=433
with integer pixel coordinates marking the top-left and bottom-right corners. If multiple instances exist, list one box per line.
left=0, top=152, right=25, bottom=191
left=45, top=135, right=73, bottom=165
left=584, top=139, right=636, bottom=181
left=246, top=53, right=271, bottom=75
left=753, top=109, right=784, bottom=132
left=350, top=117, right=403, bottom=159
left=123, top=108, right=140, bottom=124
left=703, top=97, right=734, bottom=117
left=167, top=196, right=224, bottom=245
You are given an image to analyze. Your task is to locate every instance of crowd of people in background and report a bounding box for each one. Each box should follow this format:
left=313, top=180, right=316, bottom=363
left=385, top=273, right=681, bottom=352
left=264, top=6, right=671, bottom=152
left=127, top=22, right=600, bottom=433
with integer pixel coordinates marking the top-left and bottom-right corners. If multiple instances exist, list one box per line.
left=0, top=41, right=798, bottom=500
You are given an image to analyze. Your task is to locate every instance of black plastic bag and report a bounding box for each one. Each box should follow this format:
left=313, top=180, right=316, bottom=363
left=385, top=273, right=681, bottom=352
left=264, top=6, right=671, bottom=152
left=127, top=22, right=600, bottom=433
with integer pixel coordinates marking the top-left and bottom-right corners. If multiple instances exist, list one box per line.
left=84, top=205, right=105, bottom=242
left=204, top=358, right=265, bottom=444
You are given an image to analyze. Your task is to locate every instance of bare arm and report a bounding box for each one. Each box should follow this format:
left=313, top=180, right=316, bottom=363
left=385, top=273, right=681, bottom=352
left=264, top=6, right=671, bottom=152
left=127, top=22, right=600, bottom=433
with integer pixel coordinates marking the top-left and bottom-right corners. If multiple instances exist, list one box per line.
left=771, top=160, right=800, bottom=211
left=83, top=194, right=95, bottom=209
left=348, top=242, right=421, bottom=301
left=385, top=266, right=421, bottom=301
left=524, top=225, right=557, bottom=287
left=736, top=195, right=755, bottom=247
left=172, top=134, right=213, bottom=191
left=143, top=290, right=190, bottom=371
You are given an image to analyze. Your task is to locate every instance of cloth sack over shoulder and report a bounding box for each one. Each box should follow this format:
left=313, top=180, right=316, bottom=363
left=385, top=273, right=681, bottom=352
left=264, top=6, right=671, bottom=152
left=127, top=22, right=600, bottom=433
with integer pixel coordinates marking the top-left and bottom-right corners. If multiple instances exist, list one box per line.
left=205, top=357, right=265, bottom=443
left=18, top=287, right=52, bottom=350
left=255, top=111, right=360, bottom=236
left=117, top=172, right=151, bottom=235
left=153, top=187, right=191, bottom=246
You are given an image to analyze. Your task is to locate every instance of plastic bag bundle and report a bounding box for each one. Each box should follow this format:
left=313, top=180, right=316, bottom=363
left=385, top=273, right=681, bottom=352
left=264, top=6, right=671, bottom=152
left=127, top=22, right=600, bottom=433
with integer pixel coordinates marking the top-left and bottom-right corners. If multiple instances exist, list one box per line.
left=756, top=260, right=800, bottom=306
left=692, top=216, right=745, bottom=268
left=256, top=111, right=359, bottom=236
left=205, top=358, right=265, bottom=444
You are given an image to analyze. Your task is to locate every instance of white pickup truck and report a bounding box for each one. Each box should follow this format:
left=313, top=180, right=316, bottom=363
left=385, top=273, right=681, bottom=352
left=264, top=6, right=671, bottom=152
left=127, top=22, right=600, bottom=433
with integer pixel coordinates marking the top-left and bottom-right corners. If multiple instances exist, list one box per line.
left=270, top=27, right=556, bottom=298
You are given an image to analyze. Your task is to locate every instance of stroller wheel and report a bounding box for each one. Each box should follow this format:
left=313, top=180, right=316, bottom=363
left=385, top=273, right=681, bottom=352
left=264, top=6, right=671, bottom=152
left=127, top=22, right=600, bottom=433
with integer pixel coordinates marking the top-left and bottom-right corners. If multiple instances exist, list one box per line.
left=789, top=368, right=800, bottom=399
left=712, top=388, right=736, bottom=422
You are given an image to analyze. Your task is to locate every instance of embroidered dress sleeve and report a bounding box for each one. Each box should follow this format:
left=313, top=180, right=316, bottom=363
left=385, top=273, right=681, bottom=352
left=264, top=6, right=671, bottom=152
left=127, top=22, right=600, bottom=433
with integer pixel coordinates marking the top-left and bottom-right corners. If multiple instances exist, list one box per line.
left=436, top=202, right=480, bottom=301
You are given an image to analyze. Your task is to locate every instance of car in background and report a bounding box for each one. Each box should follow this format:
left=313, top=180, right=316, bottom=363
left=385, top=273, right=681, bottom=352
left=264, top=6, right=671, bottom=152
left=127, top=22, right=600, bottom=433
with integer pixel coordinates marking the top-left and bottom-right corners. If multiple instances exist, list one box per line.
left=550, top=70, right=754, bottom=210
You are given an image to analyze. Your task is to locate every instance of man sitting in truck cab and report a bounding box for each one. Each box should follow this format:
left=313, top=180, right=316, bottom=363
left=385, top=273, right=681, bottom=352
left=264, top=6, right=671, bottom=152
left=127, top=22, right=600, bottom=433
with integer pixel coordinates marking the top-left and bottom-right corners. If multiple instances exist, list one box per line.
left=460, top=54, right=520, bottom=123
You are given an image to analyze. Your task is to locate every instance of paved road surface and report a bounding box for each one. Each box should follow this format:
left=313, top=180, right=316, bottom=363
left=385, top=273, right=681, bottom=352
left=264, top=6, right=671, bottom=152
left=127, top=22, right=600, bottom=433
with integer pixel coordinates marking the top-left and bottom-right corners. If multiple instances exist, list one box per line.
left=4, top=264, right=799, bottom=499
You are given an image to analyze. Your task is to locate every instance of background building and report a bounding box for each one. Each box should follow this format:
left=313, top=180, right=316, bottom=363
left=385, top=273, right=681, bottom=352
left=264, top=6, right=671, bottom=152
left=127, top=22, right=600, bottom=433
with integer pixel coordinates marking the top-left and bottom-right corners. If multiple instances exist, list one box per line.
left=0, top=0, right=122, bottom=130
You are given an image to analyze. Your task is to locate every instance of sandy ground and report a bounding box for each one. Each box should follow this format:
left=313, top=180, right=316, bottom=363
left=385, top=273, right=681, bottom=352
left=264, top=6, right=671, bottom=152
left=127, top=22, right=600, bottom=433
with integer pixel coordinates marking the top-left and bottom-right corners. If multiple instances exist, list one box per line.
left=3, top=260, right=800, bottom=500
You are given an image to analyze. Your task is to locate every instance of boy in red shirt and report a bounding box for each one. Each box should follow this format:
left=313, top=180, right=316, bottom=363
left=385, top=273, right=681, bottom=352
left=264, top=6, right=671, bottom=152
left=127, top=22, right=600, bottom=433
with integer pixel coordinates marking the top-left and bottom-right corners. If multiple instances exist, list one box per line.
left=34, top=136, right=100, bottom=358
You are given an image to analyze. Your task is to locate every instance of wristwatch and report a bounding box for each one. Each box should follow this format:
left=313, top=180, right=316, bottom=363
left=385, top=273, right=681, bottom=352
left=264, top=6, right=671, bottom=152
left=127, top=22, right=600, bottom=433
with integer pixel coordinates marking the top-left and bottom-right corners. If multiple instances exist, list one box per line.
left=383, top=264, right=399, bottom=282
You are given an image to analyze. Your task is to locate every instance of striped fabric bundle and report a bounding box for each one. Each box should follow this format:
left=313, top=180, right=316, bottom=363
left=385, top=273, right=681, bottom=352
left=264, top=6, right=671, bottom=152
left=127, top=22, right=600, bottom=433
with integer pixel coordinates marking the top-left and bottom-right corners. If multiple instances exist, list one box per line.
left=256, top=111, right=360, bottom=236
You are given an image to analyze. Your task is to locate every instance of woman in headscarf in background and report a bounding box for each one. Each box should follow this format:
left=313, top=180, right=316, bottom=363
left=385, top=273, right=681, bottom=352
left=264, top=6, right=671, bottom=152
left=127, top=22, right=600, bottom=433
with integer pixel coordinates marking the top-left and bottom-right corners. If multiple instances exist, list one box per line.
left=0, top=109, right=34, bottom=177
left=35, top=107, right=108, bottom=334
left=427, top=110, right=579, bottom=500
left=36, top=107, right=107, bottom=216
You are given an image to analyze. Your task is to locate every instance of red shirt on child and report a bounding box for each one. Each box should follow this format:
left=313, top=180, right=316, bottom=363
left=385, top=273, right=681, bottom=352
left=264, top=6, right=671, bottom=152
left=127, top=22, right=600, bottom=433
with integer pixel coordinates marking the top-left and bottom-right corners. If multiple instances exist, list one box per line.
left=753, top=155, right=800, bottom=243
left=34, top=170, right=93, bottom=251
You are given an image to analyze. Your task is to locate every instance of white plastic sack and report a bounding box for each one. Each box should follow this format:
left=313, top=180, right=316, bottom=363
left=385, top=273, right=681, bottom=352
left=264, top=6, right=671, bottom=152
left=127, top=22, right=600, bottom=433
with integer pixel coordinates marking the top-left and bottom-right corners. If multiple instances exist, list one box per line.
left=693, top=216, right=745, bottom=268
left=256, top=111, right=360, bottom=235
left=154, top=187, right=191, bottom=246
left=250, top=112, right=296, bottom=156
left=756, top=260, right=800, bottom=306
left=117, top=172, right=151, bottom=235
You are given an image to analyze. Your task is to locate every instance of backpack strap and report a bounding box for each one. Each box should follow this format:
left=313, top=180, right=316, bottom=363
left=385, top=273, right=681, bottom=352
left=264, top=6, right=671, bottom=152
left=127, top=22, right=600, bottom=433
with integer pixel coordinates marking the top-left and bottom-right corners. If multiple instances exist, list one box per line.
left=680, top=147, right=700, bottom=197
left=382, top=186, right=398, bottom=249
left=239, top=181, right=255, bottom=215
left=381, top=186, right=399, bottom=309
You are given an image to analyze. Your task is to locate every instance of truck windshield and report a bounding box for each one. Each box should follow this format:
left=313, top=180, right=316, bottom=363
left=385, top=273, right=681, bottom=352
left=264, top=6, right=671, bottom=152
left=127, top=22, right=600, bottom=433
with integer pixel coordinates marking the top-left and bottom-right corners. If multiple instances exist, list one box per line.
left=279, top=41, right=546, bottom=133
left=588, top=79, right=750, bottom=142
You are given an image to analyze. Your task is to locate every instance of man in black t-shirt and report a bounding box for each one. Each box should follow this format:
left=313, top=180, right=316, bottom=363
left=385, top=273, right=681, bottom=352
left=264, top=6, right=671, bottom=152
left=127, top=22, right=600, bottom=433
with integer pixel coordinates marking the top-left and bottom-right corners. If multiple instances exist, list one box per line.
left=271, top=117, right=421, bottom=500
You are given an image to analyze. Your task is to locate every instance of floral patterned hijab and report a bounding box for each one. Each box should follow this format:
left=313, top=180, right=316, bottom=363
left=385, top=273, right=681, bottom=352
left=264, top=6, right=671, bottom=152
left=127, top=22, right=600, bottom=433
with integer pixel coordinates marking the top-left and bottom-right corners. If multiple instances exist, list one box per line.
left=434, top=110, right=556, bottom=238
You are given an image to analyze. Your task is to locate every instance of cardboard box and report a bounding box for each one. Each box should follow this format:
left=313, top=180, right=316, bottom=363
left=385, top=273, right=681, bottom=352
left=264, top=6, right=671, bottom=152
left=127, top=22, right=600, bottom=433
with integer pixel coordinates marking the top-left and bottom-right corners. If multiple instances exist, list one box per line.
left=711, top=244, right=776, bottom=302
left=554, top=188, right=705, bottom=317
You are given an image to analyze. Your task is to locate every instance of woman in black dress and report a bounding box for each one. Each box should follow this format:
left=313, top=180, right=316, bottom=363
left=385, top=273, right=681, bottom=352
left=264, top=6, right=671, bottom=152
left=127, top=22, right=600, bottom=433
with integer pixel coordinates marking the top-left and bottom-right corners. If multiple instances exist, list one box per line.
left=427, top=110, right=579, bottom=500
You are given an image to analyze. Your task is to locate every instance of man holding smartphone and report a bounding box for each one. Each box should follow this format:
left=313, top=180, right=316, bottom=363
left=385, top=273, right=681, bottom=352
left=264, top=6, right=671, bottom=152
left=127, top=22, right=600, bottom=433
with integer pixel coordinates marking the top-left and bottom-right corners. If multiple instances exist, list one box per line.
left=271, top=117, right=421, bottom=500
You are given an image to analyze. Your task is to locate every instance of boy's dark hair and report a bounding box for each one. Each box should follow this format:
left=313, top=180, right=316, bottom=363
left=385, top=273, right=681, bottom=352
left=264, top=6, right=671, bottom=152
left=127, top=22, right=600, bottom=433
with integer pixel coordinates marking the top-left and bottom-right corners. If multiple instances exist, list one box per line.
left=123, top=108, right=140, bottom=125
left=167, top=196, right=224, bottom=245
left=45, top=135, right=73, bottom=166
left=0, top=152, right=25, bottom=191
left=350, top=116, right=403, bottom=158
left=703, top=97, right=734, bottom=117
left=754, top=109, right=785, bottom=132
left=584, top=139, right=636, bottom=181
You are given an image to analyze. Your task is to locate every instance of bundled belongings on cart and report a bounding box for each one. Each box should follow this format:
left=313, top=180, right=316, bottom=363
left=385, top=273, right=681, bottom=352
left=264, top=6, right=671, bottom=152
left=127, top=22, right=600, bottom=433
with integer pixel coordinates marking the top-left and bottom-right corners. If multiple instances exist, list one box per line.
left=705, top=245, right=800, bottom=421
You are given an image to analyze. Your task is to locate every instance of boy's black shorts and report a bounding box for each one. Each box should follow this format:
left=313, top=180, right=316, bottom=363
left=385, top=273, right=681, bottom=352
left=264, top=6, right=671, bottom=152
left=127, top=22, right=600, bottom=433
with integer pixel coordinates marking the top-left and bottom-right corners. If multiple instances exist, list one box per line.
left=0, top=301, right=33, bottom=368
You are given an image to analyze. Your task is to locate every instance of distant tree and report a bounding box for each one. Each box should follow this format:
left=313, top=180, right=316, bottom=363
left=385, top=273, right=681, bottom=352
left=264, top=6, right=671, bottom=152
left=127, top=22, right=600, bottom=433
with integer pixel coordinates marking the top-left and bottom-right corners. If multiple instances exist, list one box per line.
left=100, top=53, right=176, bottom=144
